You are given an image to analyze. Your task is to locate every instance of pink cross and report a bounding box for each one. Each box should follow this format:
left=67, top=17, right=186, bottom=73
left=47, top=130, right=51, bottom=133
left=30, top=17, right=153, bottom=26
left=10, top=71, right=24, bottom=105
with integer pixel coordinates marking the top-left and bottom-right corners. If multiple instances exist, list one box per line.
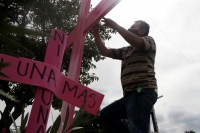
left=0, top=0, right=121, bottom=133
left=60, top=0, right=121, bottom=132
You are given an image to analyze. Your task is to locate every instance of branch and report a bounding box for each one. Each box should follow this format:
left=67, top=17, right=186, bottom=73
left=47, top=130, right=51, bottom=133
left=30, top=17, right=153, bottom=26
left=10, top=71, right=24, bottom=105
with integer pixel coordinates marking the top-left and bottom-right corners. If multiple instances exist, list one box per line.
left=0, top=89, right=20, bottom=103
left=8, top=105, right=23, bottom=128
left=0, top=89, right=34, bottom=128
left=0, top=100, right=14, bottom=130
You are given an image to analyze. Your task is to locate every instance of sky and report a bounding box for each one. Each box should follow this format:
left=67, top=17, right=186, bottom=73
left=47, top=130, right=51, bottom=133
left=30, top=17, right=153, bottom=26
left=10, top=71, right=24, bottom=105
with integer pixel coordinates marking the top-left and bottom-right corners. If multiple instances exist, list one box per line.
left=1, top=0, right=200, bottom=133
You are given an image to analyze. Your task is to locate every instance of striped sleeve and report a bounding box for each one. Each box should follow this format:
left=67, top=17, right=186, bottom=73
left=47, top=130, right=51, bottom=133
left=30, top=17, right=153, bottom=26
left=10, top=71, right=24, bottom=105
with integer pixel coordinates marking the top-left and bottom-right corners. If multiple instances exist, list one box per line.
left=141, top=36, right=156, bottom=51
left=110, top=47, right=127, bottom=60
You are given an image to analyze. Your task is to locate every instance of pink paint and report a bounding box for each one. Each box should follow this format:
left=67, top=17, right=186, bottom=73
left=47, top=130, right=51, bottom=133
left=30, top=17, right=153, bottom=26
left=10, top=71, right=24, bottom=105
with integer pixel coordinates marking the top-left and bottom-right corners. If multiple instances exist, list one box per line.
left=0, top=53, right=104, bottom=114
left=65, top=0, right=121, bottom=49
left=59, top=0, right=91, bottom=132
left=0, top=29, right=66, bottom=133
left=60, top=1, right=121, bottom=132
left=25, top=29, right=66, bottom=133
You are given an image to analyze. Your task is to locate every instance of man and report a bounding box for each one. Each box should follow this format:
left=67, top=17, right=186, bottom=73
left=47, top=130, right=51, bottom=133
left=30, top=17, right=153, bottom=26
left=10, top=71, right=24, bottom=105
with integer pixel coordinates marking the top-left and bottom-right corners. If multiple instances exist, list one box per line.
left=91, top=18, right=158, bottom=133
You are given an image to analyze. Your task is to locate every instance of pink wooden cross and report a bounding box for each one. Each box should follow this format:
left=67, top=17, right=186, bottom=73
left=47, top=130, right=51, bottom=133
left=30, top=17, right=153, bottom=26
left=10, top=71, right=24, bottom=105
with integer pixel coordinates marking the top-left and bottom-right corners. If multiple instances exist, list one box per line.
left=0, top=0, right=121, bottom=133
left=60, top=0, right=121, bottom=132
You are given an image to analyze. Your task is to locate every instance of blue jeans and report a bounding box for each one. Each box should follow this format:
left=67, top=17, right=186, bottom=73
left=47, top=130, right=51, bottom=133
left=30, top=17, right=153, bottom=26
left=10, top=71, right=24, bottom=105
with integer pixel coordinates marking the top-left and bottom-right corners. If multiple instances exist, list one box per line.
left=100, top=89, right=157, bottom=133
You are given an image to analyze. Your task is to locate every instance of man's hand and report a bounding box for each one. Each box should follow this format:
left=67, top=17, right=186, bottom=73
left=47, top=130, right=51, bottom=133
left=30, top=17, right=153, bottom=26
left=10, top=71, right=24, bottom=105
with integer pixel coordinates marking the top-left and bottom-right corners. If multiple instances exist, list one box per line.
left=90, top=21, right=114, bottom=58
left=91, top=23, right=100, bottom=34
left=101, top=17, right=119, bottom=30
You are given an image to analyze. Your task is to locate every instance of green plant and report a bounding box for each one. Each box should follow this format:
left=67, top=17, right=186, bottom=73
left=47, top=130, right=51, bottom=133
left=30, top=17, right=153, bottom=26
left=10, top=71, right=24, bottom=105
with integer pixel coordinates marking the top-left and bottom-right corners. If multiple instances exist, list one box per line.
left=0, top=104, right=29, bottom=133
left=3, top=103, right=104, bottom=133
left=46, top=103, right=98, bottom=133
left=185, top=130, right=196, bottom=133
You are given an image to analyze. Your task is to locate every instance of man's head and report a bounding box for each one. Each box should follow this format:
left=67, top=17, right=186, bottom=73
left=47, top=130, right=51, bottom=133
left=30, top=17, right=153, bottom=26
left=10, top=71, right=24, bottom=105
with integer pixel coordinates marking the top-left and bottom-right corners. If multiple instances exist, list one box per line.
left=128, top=20, right=150, bottom=37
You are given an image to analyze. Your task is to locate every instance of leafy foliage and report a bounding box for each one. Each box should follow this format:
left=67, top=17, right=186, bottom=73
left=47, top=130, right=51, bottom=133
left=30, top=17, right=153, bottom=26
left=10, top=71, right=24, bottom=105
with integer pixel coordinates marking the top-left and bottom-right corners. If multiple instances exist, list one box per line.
left=6, top=103, right=109, bottom=133
left=47, top=104, right=110, bottom=133
left=185, top=130, right=196, bottom=133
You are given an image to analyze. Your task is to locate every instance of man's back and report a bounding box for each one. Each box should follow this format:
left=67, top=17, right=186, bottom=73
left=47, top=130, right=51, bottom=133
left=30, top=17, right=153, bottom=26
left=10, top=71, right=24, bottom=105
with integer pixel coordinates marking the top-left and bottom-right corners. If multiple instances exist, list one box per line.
left=111, top=36, right=157, bottom=93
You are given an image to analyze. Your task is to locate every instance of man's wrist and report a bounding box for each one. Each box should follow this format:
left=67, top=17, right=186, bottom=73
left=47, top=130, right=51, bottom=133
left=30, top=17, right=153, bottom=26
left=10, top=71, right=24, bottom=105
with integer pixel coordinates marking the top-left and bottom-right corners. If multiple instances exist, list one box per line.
left=93, top=31, right=99, bottom=36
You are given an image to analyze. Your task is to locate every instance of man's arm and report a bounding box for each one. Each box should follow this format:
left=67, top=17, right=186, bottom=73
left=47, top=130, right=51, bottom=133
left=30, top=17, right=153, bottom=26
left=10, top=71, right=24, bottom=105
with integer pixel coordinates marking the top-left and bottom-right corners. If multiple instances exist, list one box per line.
left=116, top=25, right=144, bottom=49
left=102, top=18, right=144, bottom=49
left=92, top=24, right=114, bottom=58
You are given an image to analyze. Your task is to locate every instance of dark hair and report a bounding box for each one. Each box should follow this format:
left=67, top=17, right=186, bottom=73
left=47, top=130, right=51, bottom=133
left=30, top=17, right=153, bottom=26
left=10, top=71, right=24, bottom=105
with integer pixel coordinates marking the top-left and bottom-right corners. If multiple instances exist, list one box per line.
left=135, top=20, right=150, bottom=36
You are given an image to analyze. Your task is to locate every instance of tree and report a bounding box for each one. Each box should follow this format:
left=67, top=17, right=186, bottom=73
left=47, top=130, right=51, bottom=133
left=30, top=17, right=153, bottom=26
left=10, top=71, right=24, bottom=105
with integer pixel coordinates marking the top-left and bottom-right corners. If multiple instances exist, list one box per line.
left=184, top=130, right=196, bottom=133
left=0, top=0, right=115, bottom=131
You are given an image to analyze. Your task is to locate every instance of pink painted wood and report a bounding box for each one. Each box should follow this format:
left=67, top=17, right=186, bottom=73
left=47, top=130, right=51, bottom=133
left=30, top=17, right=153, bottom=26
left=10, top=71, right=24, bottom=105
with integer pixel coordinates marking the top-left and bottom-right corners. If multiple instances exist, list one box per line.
left=65, top=0, right=121, bottom=50
left=60, top=0, right=121, bottom=132
left=0, top=54, right=104, bottom=114
left=25, top=29, right=67, bottom=133
left=59, top=0, right=91, bottom=132
left=0, top=29, right=104, bottom=133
